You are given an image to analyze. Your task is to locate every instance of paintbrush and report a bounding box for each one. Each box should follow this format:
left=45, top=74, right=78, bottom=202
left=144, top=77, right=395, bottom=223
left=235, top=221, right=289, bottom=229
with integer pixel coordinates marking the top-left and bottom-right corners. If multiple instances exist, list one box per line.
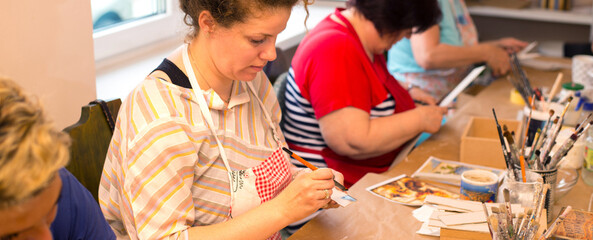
left=560, top=96, right=574, bottom=121
left=539, top=117, right=560, bottom=168
left=503, top=189, right=515, bottom=238
left=492, top=207, right=510, bottom=240
left=548, top=133, right=578, bottom=169
left=539, top=109, right=555, bottom=140
left=575, top=115, right=593, bottom=135
left=534, top=185, right=549, bottom=224
left=524, top=181, right=545, bottom=239
left=482, top=203, right=494, bottom=238
left=513, top=53, right=535, bottom=100
left=517, top=208, right=533, bottom=239
left=503, top=125, right=521, bottom=163
left=489, top=213, right=499, bottom=240
left=515, top=212, right=525, bottom=236
left=525, top=129, right=540, bottom=163
left=540, top=206, right=572, bottom=240
left=547, top=72, right=564, bottom=106
left=503, top=135, right=521, bottom=180
left=509, top=53, right=534, bottom=102
left=493, top=108, right=517, bottom=181
left=282, top=147, right=348, bottom=191
left=526, top=222, right=540, bottom=240
left=521, top=94, right=536, bottom=152
left=520, top=155, right=527, bottom=182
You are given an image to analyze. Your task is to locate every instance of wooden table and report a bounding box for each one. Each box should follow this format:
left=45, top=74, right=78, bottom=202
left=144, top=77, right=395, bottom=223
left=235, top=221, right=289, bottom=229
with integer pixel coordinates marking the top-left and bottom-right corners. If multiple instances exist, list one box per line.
left=288, top=58, right=593, bottom=240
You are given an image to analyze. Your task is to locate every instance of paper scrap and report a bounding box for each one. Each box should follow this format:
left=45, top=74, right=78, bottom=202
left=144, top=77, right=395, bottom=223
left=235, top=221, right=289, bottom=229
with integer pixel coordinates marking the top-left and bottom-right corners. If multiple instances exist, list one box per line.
left=416, top=221, right=441, bottom=236
left=439, top=211, right=486, bottom=226
left=331, top=189, right=356, bottom=207
left=412, top=204, right=438, bottom=222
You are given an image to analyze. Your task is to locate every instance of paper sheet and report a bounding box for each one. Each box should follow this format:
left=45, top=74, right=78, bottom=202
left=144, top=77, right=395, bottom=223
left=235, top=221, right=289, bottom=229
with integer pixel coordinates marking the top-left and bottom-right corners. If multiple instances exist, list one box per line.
left=439, top=66, right=486, bottom=107
left=389, top=66, right=485, bottom=170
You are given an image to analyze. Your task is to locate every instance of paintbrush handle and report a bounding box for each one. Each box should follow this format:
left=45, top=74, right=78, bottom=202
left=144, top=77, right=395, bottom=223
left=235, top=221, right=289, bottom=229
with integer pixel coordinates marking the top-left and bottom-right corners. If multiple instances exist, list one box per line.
left=282, top=147, right=348, bottom=191
left=541, top=206, right=572, bottom=239
left=547, top=72, right=563, bottom=105
left=519, top=155, right=527, bottom=182
left=283, top=147, right=318, bottom=170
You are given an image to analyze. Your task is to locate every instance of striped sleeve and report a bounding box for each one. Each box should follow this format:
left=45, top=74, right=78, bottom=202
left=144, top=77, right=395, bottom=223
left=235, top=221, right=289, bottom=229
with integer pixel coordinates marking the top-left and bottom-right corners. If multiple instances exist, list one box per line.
left=121, top=118, right=199, bottom=239
left=101, top=79, right=206, bottom=240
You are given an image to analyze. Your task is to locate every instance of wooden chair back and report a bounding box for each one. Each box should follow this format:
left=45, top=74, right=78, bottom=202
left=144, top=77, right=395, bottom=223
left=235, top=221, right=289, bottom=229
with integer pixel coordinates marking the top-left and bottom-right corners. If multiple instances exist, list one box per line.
left=63, top=99, right=121, bottom=202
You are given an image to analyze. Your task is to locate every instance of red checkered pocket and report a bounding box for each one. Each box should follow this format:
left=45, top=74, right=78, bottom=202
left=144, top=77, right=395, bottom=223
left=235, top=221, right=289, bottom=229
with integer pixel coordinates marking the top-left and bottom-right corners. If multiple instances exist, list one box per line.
left=252, top=148, right=291, bottom=202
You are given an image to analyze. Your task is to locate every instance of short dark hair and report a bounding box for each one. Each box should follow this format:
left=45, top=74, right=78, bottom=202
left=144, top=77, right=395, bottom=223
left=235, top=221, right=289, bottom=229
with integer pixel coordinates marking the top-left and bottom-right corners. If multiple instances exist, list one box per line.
left=347, top=0, right=441, bottom=36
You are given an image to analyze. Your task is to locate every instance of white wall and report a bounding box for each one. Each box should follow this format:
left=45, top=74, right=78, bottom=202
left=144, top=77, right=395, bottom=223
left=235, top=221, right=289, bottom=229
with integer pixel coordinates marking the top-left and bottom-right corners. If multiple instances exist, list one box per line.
left=0, top=0, right=96, bottom=129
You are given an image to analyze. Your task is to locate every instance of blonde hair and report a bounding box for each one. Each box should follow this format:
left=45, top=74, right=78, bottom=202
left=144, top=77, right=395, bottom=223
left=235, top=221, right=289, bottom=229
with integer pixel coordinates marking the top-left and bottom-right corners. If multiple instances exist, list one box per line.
left=0, top=77, right=70, bottom=208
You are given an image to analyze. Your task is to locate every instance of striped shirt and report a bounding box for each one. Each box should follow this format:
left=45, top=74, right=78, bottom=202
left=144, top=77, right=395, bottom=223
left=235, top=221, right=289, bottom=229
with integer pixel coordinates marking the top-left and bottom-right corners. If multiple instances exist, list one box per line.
left=99, top=60, right=285, bottom=239
left=282, top=67, right=395, bottom=169
left=282, top=9, right=416, bottom=186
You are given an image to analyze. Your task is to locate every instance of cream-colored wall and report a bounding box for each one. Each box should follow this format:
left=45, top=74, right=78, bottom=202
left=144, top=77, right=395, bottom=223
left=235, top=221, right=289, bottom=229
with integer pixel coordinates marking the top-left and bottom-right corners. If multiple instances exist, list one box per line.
left=0, top=0, right=96, bottom=129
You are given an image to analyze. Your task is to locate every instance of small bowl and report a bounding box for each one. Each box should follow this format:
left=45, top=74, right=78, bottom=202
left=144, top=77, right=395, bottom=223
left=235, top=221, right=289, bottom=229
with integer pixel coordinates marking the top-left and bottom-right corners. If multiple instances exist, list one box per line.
left=555, top=168, right=579, bottom=200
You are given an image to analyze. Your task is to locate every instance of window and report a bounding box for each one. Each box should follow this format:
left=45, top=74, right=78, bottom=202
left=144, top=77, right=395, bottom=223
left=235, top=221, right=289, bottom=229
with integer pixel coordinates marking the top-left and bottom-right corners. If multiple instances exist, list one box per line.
left=92, top=0, right=184, bottom=61
left=92, top=0, right=166, bottom=30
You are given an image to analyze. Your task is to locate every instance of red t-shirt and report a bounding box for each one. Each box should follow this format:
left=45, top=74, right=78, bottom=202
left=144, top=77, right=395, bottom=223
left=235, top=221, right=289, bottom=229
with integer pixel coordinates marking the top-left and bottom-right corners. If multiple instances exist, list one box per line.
left=288, top=8, right=415, bottom=185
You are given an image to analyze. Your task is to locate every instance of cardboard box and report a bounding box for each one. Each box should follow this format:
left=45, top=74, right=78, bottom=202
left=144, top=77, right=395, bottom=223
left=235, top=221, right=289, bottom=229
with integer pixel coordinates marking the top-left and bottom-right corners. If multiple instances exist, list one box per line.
left=440, top=228, right=491, bottom=240
left=460, top=116, right=521, bottom=169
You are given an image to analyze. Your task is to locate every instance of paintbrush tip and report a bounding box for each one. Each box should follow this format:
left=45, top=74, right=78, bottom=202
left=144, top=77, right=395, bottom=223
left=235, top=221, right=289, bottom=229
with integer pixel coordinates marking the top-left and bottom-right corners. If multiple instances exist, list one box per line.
left=568, top=96, right=574, bottom=102
left=504, top=188, right=510, bottom=202
left=491, top=207, right=500, bottom=213
left=490, top=218, right=498, bottom=229
left=281, top=147, right=293, bottom=155
left=561, top=206, right=573, bottom=217
left=549, top=109, right=555, bottom=115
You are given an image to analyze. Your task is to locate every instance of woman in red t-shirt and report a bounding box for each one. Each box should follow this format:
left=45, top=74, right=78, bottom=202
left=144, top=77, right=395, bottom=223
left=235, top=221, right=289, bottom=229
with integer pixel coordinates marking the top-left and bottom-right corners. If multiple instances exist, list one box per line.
left=283, top=0, right=447, bottom=186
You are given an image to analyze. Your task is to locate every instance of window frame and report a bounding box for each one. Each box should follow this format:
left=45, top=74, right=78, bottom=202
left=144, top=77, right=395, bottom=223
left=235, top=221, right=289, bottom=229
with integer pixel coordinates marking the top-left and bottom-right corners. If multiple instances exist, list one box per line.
left=93, top=0, right=184, bottom=61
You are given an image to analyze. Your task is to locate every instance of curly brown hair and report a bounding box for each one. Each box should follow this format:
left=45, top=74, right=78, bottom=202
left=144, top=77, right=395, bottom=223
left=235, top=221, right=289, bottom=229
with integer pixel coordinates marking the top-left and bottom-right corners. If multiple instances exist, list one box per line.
left=180, top=0, right=313, bottom=39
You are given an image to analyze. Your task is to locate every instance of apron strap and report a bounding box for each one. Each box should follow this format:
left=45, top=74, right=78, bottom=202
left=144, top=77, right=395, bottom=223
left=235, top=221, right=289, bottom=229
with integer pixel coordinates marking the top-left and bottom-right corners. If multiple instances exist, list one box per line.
left=182, top=44, right=232, bottom=171
left=245, top=81, right=283, bottom=147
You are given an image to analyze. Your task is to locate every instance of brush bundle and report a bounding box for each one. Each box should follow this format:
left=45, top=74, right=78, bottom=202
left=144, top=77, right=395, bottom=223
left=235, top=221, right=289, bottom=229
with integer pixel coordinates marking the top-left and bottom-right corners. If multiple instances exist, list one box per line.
left=484, top=187, right=548, bottom=239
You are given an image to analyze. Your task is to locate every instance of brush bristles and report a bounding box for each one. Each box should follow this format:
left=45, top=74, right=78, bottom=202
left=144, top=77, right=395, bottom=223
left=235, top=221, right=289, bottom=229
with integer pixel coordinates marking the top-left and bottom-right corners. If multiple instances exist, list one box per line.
left=560, top=206, right=572, bottom=218
left=504, top=188, right=510, bottom=203
left=549, top=109, right=555, bottom=116
left=490, top=217, right=498, bottom=232
left=491, top=207, right=500, bottom=213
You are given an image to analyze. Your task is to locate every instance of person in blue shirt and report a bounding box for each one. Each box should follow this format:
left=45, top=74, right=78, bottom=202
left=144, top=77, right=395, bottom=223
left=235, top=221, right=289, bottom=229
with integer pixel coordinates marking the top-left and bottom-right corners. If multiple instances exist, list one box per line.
left=387, top=0, right=528, bottom=100
left=0, top=77, right=115, bottom=240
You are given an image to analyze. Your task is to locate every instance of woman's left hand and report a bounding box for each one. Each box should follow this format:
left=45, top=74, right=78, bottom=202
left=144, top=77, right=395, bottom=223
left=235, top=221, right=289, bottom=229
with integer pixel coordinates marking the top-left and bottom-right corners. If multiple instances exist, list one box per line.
left=409, top=87, right=437, bottom=106
left=495, top=37, right=529, bottom=54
